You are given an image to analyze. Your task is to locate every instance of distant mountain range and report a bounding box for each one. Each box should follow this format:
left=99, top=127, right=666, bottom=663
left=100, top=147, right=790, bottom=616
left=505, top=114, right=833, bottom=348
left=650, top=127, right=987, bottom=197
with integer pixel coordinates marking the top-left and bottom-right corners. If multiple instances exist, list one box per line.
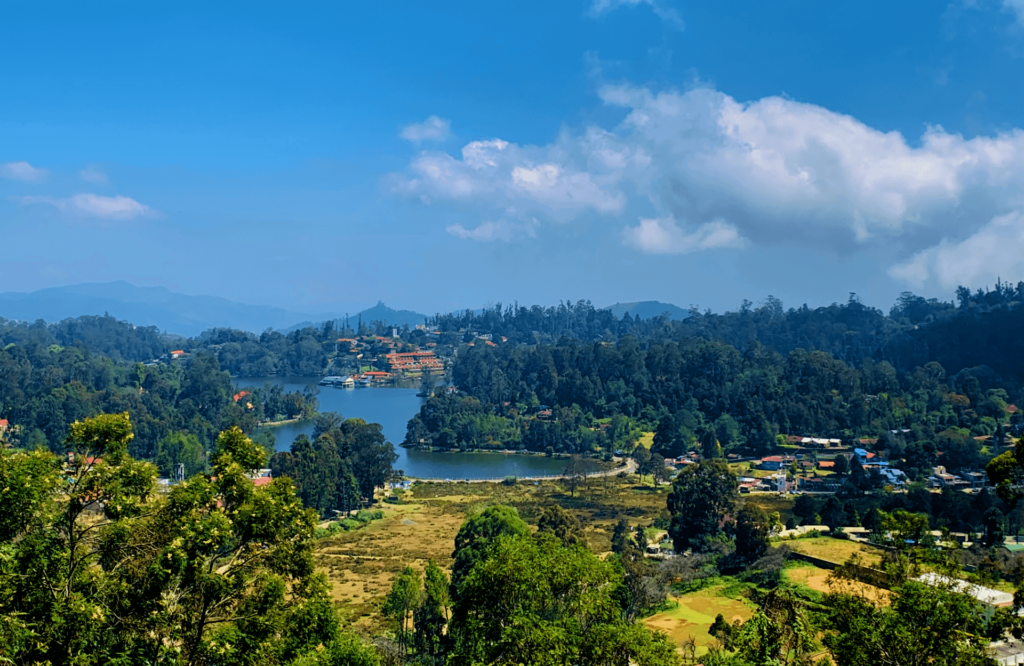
left=282, top=301, right=429, bottom=333
left=602, top=300, right=689, bottom=320
left=0, top=282, right=428, bottom=337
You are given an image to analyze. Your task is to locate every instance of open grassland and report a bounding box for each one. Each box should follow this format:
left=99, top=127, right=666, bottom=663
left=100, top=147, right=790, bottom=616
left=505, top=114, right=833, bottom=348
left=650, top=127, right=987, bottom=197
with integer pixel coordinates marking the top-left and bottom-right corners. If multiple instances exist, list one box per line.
left=782, top=536, right=884, bottom=567
left=783, top=561, right=890, bottom=604
left=644, top=584, right=756, bottom=655
left=317, top=474, right=678, bottom=631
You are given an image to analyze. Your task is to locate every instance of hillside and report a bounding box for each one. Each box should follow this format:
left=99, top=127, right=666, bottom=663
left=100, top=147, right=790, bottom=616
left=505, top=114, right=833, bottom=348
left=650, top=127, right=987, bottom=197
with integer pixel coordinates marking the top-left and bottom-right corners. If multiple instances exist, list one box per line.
left=603, top=300, right=689, bottom=320
left=0, top=281, right=320, bottom=337
left=283, top=300, right=428, bottom=332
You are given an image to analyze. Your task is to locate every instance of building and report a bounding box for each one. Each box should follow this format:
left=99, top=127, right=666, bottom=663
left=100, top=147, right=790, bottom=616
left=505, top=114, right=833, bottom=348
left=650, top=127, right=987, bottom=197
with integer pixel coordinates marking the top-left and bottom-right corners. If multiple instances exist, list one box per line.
left=963, top=471, right=988, bottom=489
left=879, top=467, right=907, bottom=488
left=759, top=455, right=794, bottom=471
left=384, top=350, right=444, bottom=375
left=915, top=573, right=1016, bottom=620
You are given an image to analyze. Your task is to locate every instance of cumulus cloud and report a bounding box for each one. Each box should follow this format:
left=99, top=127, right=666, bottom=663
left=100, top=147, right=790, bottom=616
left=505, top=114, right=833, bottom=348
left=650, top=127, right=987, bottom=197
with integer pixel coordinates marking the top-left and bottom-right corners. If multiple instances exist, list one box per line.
left=400, top=116, right=452, bottom=143
left=889, top=211, right=1024, bottom=289
left=447, top=218, right=539, bottom=242
left=391, top=81, right=1024, bottom=289
left=624, top=218, right=744, bottom=254
left=15, top=193, right=152, bottom=220
left=1, top=161, right=48, bottom=182
left=79, top=166, right=108, bottom=184
left=588, top=0, right=684, bottom=30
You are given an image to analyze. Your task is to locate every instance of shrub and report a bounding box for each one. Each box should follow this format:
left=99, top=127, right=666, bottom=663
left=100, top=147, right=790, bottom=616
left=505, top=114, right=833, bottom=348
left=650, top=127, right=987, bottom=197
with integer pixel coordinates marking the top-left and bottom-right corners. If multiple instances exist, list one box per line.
left=355, top=509, right=384, bottom=523
left=503, top=476, right=518, bottom=486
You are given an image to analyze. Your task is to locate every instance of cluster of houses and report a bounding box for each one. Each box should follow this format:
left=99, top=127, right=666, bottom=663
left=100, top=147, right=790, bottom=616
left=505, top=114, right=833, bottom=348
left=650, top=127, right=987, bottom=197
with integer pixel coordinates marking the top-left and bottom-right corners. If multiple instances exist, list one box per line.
left=745, top=441, right=995, bottom=496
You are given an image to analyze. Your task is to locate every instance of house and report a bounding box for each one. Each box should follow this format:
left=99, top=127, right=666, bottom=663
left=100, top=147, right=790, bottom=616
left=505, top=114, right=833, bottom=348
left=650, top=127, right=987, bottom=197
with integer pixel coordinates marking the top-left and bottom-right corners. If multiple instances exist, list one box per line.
left=798, top=476, right=841, bottom=492
left=930, top=465, right=965, bottom=488
left=252, top=476, right=273, bottom=488
left=963, top=471, right=988, bottom=489
left=759, top=455, right=788, bottom=471
left=879, top=467, right=907, bottom=488
left=170, top=350, right=188, bottom=359
left=817, top=460, right=836, bottom=470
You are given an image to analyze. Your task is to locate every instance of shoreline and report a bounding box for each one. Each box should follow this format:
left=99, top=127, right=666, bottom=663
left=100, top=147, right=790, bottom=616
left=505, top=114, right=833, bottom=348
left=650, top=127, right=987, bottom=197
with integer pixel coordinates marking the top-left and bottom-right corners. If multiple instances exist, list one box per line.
left=256, top=417, right=306, bottom=428
left=402, top=445, right=573, bottom=459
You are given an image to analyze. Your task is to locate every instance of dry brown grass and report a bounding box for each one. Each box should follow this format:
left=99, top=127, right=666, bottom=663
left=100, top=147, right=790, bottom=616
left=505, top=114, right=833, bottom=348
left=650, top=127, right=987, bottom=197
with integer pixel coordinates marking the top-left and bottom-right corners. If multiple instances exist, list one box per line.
left=317, top=475, right=685, bottom=629
left=783, top=537, right=884, bottom=567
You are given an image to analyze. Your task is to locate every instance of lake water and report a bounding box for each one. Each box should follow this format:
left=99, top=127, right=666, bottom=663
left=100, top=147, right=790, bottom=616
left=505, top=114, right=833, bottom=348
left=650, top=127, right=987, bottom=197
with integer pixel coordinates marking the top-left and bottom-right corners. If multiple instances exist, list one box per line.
left=232, top=377, right=568, bottom=479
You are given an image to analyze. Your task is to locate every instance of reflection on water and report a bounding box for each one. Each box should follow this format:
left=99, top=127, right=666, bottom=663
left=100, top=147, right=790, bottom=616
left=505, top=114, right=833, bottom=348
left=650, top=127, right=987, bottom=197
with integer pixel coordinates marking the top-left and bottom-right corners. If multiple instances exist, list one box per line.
left=232, top=377, right=568, bottom=479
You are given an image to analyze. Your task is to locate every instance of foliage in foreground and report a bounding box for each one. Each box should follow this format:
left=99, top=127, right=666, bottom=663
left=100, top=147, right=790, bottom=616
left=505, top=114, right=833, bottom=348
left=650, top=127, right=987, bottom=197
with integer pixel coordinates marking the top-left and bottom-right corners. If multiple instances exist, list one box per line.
left=0, top=412, right=377, bottom=666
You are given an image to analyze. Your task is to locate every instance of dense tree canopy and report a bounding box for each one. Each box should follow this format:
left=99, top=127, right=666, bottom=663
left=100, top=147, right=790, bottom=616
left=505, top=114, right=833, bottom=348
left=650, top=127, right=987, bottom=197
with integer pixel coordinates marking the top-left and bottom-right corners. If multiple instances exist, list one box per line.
left=0, top=413, right=378, bottom=665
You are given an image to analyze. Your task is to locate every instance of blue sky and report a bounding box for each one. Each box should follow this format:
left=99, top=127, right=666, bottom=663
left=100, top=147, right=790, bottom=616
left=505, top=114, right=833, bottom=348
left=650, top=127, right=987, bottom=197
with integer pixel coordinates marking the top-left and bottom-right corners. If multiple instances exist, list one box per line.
left=3, top=0, right=1024, bottom=316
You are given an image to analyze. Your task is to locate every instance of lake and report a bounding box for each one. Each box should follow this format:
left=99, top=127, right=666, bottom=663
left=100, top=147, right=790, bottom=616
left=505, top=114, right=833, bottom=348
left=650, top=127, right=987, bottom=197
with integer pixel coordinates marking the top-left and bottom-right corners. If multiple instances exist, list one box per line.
left=231, top=377, right=568, bottom=480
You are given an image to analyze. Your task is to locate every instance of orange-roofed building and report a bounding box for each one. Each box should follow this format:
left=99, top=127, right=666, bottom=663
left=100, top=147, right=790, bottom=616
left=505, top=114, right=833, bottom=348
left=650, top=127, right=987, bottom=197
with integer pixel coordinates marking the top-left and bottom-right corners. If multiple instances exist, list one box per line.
left=252, top=476, right=272, bottom=487
left=232, top=390, right=251, bottom=403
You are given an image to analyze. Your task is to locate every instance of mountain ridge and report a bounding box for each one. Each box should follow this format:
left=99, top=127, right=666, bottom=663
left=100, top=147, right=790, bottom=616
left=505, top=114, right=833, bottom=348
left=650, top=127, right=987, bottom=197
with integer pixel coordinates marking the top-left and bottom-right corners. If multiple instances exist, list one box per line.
left=602, top=300, right=689, bottom=320
left=0, top=282, right=426, bottom=337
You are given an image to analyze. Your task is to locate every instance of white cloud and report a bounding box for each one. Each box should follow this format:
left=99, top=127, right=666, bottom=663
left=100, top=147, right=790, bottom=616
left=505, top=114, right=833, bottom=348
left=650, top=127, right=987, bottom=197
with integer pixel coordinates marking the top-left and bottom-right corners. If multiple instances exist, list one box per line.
left=889, top=211, right=1024, bottom=289
left=1, top=161, right=48, bottom=182
left=391, top=80, right=1024, bottom=286
left=400, top=116, right=452, bottom=143
left=1005, top=0, right=1024, bottom=26
left=624, top=217, right=744, bottom=254
left=15, top=193, right=152, bottom=220
left=447, top=218, right=538, bottom=242
left=588, top=0, right=684, bottom=30
left=79, top=166, right=108, bottom=184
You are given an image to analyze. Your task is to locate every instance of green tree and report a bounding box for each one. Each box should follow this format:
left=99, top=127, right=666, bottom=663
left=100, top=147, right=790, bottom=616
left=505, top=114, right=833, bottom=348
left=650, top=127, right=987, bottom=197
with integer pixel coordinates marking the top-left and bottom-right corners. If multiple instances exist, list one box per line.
left=634, top=524, right=648, bottom=553
left=667, top=460, right=738, bottom=553
left=413, top=560, right=451, bottom=665
left=448, top=532, right=679, bottom=666
left=821, top=496, right=846, bottom=534
left=732, top=589, right=818, bottom=666
left=0, top=414, right=377, bottom=666
left=451, top=505, right=530, bottom=593
left=155, top=430, right=207, bottom=478
left=383, top=566, right=422, bottom=653
left=983, top=506, right=1007, bottom=548
left=823, top=572, right=994, bottom=666
left=611, top=518, right=631, bottom=554
left=734, top=505, right=770, bottom=563
left=536, top=504, right=587, bottom=547
left=833, top=454, right=849, bottom=476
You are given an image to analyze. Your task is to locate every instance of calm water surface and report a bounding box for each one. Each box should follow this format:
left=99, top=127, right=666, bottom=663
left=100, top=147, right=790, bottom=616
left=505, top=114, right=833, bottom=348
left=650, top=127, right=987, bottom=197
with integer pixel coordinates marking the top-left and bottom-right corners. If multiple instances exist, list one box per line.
left=232, top=377, right=567, bottom=479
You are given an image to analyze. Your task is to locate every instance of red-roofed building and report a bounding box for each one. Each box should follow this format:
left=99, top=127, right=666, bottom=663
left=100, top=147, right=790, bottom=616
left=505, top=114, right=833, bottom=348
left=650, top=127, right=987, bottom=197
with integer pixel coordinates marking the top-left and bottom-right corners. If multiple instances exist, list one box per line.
left=232, top=390, right=251, bottom=403
left=252, top=476, right=272, bottom=487
left=170, top=350, right=188, bottom=359
left=818, top=460, right=836, bottom=469
left=759, top=455, right=790, bottom=471
left=384, top=350, right=444, bottom=375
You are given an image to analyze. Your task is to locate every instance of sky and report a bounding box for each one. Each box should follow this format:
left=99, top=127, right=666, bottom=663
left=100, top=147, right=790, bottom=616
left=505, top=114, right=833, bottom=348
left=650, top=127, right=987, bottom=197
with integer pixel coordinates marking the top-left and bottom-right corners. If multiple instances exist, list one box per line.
left=3, top=0, right=1024, bottom=317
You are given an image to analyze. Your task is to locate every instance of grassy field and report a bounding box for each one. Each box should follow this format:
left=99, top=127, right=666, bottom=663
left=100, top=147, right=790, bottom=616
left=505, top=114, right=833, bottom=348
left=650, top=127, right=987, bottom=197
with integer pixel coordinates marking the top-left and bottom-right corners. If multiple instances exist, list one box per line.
left=783, top=536, right=884, bottom=567
left=644, top=584, right=756, bottom=654
left=316, top=474, right=681, bottom=631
